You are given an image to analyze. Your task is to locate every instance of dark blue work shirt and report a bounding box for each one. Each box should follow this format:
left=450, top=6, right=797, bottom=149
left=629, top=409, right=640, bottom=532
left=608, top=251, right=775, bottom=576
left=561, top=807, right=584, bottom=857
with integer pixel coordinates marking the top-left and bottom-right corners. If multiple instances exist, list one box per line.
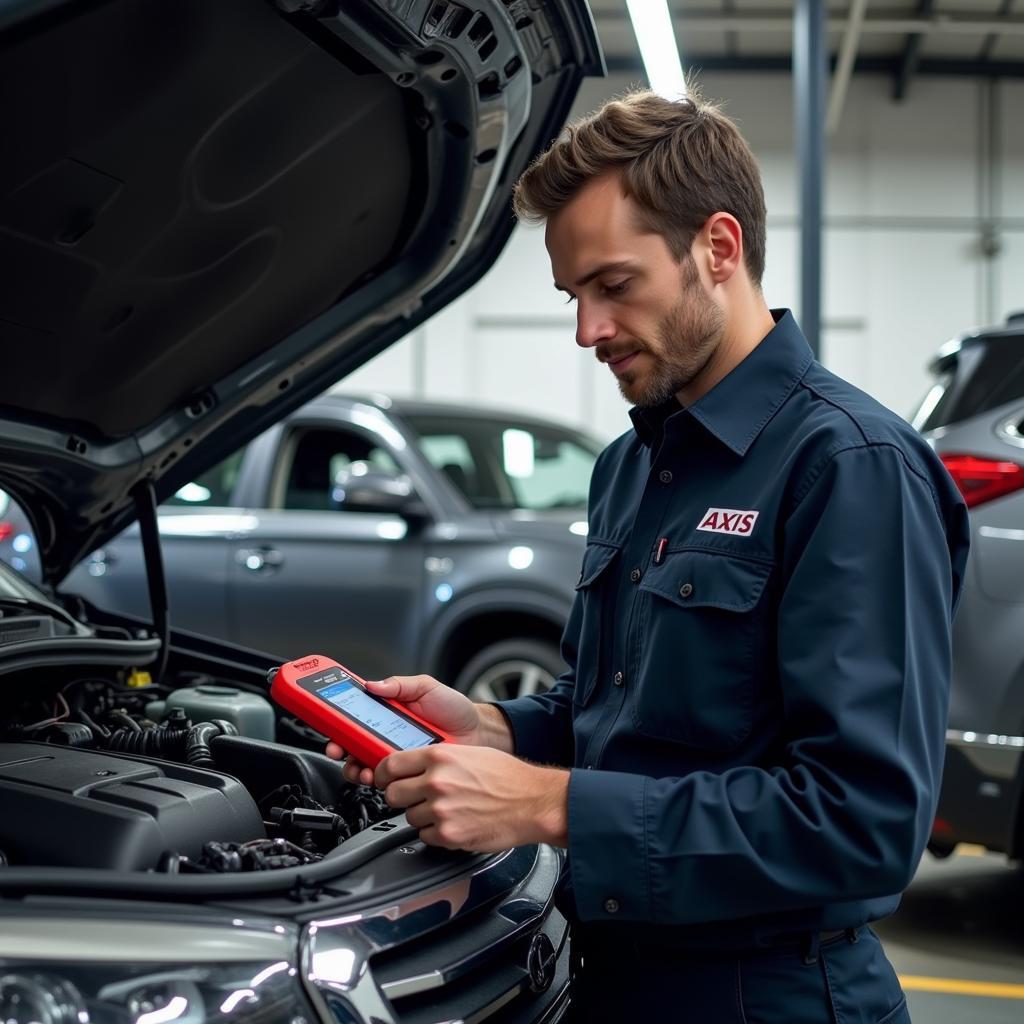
left=500, top=310, right=970, bottom=946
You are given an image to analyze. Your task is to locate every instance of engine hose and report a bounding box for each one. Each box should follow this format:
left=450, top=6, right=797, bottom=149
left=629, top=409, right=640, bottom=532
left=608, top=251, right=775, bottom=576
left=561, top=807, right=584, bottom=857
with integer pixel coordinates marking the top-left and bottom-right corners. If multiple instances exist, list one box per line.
left=107, top=726, right=189, bottom=759
left=185, top=719, right=238, bottom=769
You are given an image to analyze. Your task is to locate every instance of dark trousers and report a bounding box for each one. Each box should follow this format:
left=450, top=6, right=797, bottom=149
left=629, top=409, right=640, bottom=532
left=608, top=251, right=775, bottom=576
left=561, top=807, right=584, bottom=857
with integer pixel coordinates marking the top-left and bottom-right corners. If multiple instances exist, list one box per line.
left=566, top=926, right=910, bottom=1023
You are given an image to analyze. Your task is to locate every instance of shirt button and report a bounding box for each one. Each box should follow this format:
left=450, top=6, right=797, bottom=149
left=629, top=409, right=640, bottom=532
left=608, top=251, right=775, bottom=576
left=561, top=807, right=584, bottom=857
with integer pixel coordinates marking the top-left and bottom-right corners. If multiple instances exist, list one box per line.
left=679, top=583, right=694, bottom=598
left=604, top=898, right=620, bottom=914
left=659, top=470, right=673, bottom=484
left=613, top=671, right=623, bottom=687
left=629, top=567, right=642, bottom=583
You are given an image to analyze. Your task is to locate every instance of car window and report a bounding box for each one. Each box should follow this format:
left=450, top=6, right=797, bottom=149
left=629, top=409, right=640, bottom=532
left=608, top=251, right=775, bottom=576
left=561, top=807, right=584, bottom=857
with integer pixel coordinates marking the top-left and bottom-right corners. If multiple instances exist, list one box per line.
left=416, top=434, right=480, bottom=502
left=406, top=414, right=600, bottom=511
left=283, top=428, right=401, bottom=511
left=164, top=448, right=247, bottom=507
left=503, top=431, right=597, bottom=509
left=913, top=336, right=1024, bottom=431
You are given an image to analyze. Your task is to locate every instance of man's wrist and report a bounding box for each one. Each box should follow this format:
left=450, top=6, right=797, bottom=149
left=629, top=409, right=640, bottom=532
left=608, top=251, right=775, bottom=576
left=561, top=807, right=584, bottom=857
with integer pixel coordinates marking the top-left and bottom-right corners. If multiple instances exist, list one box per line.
left=473, top=702, right=516, bottom=753
left=529, top=766, right=569, bottom=848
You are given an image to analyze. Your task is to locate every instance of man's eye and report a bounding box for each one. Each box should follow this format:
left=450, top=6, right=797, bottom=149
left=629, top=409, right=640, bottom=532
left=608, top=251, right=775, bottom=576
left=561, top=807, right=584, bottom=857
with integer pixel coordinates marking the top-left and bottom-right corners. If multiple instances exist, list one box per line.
left=603, top=280, right=629, bottom=297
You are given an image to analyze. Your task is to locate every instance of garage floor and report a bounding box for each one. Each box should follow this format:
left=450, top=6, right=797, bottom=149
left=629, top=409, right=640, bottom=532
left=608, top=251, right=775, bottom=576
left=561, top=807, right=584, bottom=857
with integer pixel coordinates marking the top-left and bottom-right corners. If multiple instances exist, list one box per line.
left=875, top=848, right=1024, bottom=1023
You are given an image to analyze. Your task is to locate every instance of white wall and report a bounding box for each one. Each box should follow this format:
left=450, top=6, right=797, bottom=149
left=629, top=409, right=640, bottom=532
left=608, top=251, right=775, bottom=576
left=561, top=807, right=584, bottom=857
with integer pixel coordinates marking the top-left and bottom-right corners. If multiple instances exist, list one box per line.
left=343, top=72, right=1024, bottom=442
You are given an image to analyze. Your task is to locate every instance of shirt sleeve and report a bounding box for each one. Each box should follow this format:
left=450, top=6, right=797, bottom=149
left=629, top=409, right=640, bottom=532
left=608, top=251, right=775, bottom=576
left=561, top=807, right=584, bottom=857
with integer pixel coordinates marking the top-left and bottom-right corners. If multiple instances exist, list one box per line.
left=495, top=587, right=580, bottom=766
left=567, top=443, right=970, bottom=925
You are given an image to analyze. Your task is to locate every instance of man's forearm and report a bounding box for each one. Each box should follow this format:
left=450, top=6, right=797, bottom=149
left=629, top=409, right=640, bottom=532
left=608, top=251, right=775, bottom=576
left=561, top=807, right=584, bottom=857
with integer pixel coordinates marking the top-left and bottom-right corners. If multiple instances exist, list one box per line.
left=474, top=703, right=516, bottom=753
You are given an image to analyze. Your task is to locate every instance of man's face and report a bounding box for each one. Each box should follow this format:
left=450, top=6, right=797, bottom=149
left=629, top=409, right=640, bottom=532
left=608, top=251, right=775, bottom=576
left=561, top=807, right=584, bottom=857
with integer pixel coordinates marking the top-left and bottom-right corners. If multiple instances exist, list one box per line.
left=545, top=173, right=724, bottom=408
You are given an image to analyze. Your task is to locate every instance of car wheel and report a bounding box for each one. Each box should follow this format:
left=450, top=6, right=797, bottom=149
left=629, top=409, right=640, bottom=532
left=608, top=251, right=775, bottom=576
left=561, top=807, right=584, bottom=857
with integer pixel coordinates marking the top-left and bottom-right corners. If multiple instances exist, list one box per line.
left=454, top=639, right=563, bottom=702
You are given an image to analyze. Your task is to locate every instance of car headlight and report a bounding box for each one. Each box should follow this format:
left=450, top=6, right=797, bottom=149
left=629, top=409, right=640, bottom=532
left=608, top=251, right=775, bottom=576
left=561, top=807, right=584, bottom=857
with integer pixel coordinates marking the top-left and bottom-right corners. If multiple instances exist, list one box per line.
left=0, top=961, right=312, bottom=1024
left=0, top=918, right=315, bottom=1024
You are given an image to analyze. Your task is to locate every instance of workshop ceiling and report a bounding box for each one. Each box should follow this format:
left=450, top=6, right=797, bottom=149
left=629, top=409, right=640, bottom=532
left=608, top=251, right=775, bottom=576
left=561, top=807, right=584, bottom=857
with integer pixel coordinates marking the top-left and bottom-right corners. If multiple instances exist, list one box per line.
left=591, top=1, right=1024, bottom=98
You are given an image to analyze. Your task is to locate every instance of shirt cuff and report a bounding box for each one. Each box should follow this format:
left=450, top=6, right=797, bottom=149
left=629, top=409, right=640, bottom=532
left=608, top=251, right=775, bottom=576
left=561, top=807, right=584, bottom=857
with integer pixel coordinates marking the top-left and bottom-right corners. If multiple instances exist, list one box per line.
left=495, top=694, right=574, bottom=765
left=568, top=767, right=651, bottom=923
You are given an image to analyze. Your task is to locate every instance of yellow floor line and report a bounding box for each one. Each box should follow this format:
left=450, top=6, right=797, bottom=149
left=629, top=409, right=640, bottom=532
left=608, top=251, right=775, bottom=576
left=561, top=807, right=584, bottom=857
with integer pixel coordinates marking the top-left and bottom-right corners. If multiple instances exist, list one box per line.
left=955, top=843, right=987, bottom=857
left=899, top=975, right=1024, bottom=1000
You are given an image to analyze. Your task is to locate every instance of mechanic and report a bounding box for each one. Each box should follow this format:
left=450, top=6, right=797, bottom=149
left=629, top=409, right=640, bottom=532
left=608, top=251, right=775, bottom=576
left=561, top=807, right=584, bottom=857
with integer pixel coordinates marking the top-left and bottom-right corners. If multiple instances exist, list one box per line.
left=327, top=88, right=971, bottom=1021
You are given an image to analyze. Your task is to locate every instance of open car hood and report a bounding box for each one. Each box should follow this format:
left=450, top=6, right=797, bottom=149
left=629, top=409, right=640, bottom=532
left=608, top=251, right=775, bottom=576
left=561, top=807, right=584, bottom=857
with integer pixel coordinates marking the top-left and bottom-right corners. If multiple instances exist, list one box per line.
left=0, top=0, right=602, bottom=583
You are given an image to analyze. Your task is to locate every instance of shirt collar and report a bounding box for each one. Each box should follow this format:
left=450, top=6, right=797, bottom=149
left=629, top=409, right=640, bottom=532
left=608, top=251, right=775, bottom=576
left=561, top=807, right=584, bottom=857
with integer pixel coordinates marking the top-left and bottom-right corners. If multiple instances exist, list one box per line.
left=629, top=309, right=814, bottom=456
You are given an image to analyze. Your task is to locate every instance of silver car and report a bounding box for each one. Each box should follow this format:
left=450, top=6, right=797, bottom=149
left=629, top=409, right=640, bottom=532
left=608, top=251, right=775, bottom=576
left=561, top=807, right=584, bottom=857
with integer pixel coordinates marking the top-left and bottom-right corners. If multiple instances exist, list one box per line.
left=61, top=394, right=600, bottom=702
left=913, top=311, right=1024, bottom=860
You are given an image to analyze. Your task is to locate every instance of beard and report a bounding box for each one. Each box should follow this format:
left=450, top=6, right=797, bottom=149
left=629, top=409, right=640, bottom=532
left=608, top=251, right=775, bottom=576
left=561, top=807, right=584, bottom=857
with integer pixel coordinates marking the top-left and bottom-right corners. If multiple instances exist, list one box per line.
left=611, top=258, right=725, bottom=408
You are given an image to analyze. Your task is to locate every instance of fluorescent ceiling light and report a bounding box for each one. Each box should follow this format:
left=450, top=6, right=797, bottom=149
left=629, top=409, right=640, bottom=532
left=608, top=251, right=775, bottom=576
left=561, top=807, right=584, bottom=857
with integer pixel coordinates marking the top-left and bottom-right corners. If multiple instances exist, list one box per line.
left=626, top=0, right=687, bottom=100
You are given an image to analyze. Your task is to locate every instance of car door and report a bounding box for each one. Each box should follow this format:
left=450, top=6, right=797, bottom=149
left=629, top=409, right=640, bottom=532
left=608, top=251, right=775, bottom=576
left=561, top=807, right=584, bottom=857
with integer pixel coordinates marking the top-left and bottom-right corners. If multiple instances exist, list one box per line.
left=224, top=420, right=427, bottom=676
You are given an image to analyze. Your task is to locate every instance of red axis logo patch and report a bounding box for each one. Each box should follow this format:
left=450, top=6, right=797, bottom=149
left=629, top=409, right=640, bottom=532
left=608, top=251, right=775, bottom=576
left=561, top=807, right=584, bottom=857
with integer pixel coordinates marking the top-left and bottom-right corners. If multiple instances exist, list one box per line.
left=295, top=657, right=320, bottom=672
left=696, top=507, right=759, bottom=536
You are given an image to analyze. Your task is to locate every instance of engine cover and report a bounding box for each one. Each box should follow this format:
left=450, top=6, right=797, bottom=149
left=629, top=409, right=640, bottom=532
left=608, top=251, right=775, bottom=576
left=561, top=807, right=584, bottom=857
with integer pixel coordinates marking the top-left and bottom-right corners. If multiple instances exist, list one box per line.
left=0, top=742, right=264, bottom=870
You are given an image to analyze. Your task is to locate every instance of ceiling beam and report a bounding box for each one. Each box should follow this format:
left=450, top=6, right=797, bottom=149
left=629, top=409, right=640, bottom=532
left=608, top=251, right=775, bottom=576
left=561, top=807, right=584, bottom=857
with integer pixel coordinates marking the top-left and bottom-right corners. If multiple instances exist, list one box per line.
left=894, top=0, right=936, bottom=101
left=723, top=0, right=738, bottom=58
left=978, top=0, right=1016, bottom=63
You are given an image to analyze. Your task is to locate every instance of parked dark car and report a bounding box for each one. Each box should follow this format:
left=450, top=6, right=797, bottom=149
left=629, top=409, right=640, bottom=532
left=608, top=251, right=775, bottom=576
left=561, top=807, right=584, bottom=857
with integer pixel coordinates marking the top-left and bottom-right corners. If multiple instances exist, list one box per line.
left=913, top=312, right=1024, bottom=861
left=0, top=2, right=602, bottom=1022
left=63, top=394, right=599, bottom=701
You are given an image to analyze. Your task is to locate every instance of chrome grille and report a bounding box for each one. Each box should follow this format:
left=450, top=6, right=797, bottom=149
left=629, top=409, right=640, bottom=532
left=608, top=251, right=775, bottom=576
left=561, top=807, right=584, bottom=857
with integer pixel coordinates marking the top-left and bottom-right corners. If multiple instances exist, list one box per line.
left=302, top=844, right=569, bottom=1024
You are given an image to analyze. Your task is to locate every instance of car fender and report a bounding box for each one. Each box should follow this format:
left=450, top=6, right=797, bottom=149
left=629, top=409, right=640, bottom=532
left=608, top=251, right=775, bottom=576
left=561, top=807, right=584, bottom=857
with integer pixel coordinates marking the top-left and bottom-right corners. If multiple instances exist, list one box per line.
left=422, top=585, right=572, bottom=676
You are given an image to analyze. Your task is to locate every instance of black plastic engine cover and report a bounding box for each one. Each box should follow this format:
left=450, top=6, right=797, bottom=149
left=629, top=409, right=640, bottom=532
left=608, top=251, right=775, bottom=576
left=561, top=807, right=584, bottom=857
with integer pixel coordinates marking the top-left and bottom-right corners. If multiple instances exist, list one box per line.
left=0, top=742, right=264, bottom=870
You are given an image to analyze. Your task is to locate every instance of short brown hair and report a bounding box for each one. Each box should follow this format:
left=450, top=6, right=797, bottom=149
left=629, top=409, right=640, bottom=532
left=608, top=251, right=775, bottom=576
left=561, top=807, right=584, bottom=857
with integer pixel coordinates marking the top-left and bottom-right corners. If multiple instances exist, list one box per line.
left=513, top=88, right=767, bottom=286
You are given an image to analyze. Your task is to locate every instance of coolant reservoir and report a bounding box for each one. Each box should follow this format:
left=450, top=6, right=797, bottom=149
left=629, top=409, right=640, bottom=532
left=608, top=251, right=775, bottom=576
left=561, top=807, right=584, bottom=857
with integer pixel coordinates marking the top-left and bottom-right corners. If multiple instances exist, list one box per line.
left=159, top=685, right=275, bottom=741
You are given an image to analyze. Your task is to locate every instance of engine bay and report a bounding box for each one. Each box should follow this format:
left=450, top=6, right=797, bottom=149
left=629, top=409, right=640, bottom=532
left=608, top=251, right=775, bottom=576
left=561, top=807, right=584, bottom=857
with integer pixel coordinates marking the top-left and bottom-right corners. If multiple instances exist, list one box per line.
left=0, top=596, right=393, bottom=875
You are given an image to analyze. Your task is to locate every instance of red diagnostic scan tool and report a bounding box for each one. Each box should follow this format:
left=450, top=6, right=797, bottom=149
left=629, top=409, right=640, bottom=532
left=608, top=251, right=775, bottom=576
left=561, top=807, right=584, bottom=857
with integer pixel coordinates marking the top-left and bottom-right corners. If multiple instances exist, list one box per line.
left=270, top=655, right=449, bottom=769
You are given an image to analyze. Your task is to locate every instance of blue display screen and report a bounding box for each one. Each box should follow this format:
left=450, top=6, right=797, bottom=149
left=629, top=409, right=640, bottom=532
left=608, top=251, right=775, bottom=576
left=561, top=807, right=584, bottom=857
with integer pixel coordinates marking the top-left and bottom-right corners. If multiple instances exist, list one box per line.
left=317, top=676, right=435, bottom=750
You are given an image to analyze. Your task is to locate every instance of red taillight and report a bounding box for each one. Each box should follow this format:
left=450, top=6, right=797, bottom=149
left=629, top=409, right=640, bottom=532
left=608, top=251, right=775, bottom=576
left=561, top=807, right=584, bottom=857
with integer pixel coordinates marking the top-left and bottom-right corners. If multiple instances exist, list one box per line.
left=0, top=522, right=12, bottom=543
left=940, top=453, right=1024, bottom=508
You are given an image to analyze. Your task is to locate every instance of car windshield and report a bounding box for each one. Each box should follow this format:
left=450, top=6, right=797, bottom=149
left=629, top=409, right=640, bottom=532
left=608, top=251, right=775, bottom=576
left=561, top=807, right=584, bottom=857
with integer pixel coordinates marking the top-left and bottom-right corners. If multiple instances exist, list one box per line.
left=404, top=414, right=601, bottom=511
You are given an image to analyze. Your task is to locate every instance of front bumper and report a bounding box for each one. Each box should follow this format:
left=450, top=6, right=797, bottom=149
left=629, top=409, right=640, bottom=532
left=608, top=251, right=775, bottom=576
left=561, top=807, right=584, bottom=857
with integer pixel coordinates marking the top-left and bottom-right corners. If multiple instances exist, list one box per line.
left=303, top=842, right=569, bottom=1023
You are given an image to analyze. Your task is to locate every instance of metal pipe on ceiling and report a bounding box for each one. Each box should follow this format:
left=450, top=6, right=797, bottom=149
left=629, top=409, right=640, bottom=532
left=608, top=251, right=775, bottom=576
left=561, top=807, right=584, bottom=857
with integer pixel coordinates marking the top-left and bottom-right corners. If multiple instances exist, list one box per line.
left=828, top=0, right=870, bottom=133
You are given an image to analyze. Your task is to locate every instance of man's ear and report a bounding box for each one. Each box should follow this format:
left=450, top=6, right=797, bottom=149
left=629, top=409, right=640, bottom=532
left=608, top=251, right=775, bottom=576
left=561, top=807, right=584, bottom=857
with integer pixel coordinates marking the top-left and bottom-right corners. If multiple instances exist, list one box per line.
left=702, top=212, right=743, bottom=285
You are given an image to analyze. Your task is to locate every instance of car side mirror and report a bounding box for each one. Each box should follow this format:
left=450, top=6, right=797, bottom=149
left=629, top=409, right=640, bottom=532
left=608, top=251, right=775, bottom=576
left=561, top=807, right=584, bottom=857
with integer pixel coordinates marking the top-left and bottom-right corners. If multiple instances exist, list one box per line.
left=331, top=468, right=429, bottom=524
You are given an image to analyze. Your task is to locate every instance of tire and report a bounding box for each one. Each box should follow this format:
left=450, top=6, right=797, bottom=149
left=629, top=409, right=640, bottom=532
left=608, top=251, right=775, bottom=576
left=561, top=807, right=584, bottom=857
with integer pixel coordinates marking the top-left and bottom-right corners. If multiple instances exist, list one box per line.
left=453, top=639, right=564, bottom=702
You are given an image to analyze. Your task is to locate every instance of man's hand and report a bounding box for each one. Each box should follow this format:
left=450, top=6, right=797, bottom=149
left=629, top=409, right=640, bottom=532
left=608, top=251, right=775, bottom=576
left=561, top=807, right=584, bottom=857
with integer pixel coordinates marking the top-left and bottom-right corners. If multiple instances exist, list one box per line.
left=374, top=744, right=569, bottom=852
left=324, top=675, right=486, bottom=786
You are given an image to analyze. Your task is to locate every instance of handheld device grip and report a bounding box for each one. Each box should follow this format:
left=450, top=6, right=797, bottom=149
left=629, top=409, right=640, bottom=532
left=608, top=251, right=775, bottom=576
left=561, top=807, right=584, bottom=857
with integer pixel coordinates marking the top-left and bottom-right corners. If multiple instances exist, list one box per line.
left=270, top=655, right=450, bottom=769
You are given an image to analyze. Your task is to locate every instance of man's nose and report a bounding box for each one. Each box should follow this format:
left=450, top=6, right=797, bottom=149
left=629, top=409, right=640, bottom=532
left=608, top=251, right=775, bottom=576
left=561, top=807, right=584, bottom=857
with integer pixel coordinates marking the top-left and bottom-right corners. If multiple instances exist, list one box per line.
left=575, top=301, right=616, bottom=349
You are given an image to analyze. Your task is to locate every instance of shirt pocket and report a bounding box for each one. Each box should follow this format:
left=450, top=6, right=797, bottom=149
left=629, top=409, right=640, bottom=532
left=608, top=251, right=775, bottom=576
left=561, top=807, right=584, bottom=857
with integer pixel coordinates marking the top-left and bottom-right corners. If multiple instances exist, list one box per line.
left=571, top=539, right=621, bottom=709
left=631, top=549, right=773, bottom=750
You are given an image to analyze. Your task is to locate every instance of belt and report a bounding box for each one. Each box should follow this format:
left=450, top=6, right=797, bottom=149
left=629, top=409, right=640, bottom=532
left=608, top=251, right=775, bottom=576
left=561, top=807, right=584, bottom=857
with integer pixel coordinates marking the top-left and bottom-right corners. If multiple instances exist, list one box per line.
left=571, top=925, right=862, bottom=965
left=797, top=927, right=861, bottom=964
